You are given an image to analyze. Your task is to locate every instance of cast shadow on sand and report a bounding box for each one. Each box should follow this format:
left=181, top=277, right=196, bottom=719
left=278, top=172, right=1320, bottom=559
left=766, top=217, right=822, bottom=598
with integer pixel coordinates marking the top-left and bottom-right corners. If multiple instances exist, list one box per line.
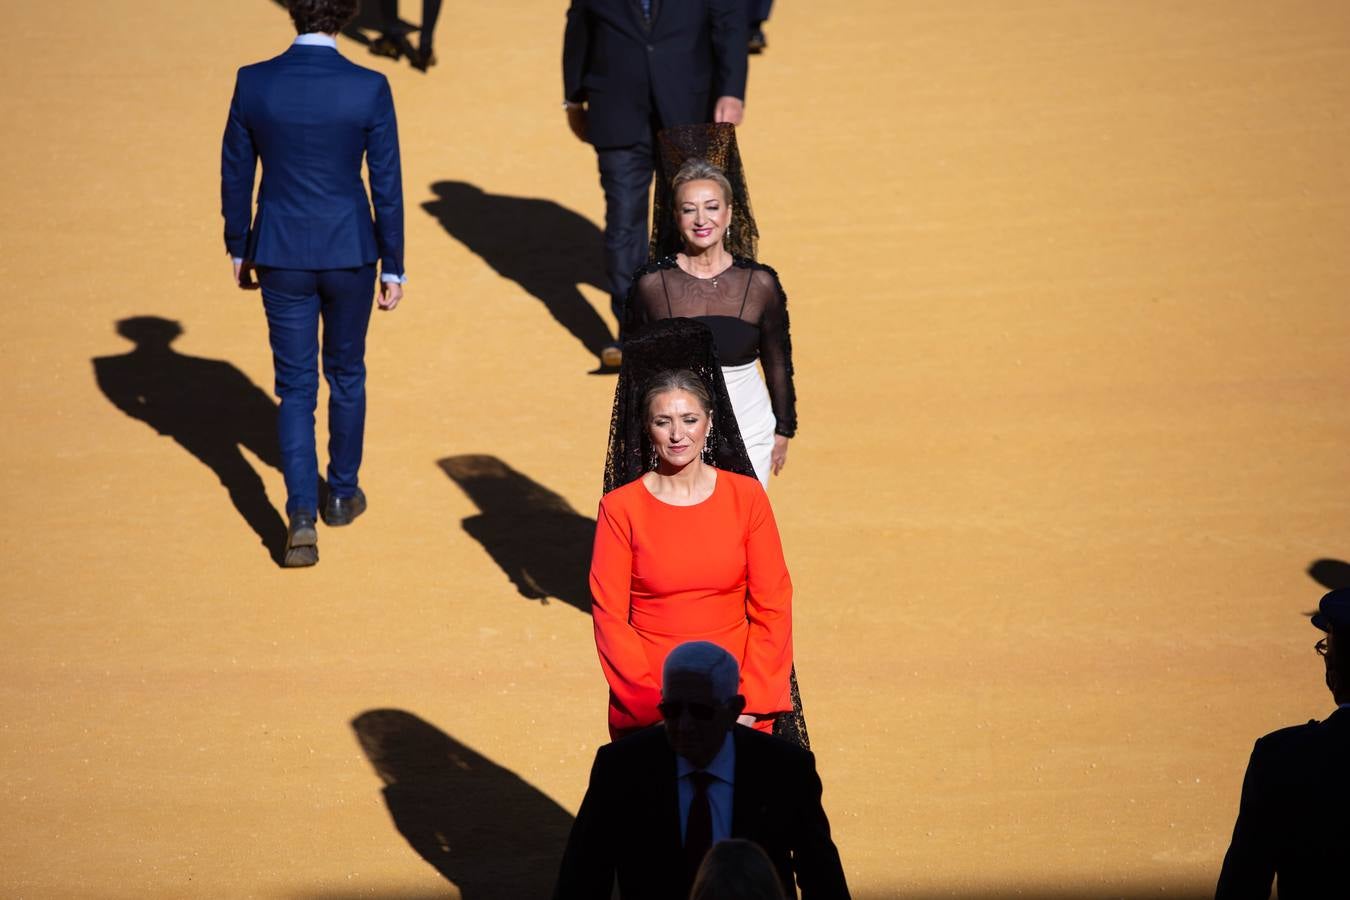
left=1308, top=558, right=1350, bottom=591
left=421, top=181, right=616, bottom=365
left=439, top=454, right=594, bottom=614
left=92, top=316, right=288, bottom=565
left=349, top=709, right=574, bottom=899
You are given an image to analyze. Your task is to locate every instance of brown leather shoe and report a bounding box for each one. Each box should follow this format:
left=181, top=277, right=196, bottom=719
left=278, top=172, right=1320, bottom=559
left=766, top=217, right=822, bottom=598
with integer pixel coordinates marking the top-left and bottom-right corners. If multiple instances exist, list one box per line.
left=322, top=487, right=367, bottom=527
left=283, top=510, right=318, bottom=568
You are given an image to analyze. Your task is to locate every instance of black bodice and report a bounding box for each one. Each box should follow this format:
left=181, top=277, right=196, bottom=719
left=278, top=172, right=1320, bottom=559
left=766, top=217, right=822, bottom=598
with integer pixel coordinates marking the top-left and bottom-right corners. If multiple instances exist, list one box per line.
left=625, top=256, right=798, bottom=438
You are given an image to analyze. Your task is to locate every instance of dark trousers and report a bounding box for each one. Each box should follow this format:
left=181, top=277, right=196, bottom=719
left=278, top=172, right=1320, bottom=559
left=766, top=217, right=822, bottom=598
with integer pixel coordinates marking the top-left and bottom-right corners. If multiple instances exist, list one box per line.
left=750, top=0, right=773, bottom=25
left=258, top=265, right=376, bottom=515
left=596, top=137, right=657, bottom=332
left=377, top=0, right=443, bottom=50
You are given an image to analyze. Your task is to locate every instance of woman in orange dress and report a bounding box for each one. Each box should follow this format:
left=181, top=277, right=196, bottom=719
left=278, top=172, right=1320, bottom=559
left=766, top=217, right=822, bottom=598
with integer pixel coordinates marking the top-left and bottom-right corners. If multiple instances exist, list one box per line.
left=590, top=364, right=793, bottom=739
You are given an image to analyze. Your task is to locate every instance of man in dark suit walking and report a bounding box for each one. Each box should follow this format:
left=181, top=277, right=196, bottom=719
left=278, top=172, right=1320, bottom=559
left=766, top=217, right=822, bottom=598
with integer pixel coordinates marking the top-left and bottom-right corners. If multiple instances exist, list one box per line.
left=554, top=641, right=850, bottom=900
left=1215, top=588, right=1350, bottom=898
left=562, top=0, right=748, bottom=368
left=221, top=0, right=405, bottom=567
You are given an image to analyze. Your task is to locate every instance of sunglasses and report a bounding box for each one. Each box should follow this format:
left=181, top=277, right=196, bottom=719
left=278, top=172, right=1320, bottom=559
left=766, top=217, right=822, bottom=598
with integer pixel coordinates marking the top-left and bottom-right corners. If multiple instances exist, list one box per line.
left=658, top=700, right=720, bottom=721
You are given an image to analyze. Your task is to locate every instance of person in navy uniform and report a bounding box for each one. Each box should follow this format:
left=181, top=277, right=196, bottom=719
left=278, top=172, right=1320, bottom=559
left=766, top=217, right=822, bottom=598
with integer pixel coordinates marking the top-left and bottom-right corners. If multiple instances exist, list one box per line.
left=1215, top=588, right=1350, bottom=898
left=221, top=0, right=405, bottom=567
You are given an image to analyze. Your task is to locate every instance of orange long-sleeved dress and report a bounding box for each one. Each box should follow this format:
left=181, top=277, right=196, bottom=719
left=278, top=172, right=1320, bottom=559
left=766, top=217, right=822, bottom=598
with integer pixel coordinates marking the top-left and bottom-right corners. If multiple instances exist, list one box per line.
left=589, top=469, right=793, bottom=738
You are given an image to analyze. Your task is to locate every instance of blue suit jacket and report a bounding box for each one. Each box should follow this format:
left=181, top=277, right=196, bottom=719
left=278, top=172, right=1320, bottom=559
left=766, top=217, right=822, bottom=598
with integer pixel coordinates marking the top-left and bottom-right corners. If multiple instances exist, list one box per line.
left=221, top=45, right=404, bottom=275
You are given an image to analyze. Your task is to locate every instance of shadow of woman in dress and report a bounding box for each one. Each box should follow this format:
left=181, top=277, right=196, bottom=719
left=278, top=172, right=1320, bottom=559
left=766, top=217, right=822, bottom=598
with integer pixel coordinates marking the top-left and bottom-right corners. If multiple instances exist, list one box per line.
left=439, top=454, right=594, bottom=614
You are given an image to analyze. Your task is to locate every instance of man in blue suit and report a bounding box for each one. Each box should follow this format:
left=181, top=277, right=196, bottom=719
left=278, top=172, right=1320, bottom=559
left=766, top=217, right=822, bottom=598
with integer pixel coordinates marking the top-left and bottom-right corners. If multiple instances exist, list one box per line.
left=222, top=0, right=405, bottom=567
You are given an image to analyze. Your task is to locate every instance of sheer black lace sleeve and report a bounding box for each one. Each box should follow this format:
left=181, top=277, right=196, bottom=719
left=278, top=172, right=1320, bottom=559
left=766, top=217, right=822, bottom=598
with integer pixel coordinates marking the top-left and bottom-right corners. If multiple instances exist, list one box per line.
left=749, top=263, right=797, bottom=438
left=620, top=258, right=678, bottom=341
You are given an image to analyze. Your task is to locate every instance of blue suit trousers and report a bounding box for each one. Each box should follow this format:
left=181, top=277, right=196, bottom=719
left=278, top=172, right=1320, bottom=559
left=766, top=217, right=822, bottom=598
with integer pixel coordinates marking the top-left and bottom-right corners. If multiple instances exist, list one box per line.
left=258, top=265, right=376, bottom=515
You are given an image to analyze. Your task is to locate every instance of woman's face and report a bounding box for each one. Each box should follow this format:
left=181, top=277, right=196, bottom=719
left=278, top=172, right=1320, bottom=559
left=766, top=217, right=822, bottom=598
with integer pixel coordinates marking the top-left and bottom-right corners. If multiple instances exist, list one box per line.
left=647, top=389, right=711, bottom=470
left=675, top=180, right=731, bottom=252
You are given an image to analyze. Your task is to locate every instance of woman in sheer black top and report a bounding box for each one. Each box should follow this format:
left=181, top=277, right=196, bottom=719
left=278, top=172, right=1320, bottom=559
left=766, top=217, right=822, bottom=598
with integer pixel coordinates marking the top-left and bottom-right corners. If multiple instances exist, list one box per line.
left=625, top=160, right=796, bottom=487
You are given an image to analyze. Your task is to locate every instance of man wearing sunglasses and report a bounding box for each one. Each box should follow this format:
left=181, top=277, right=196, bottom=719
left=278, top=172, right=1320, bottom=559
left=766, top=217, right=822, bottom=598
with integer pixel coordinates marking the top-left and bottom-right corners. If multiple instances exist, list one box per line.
left=554, top=641, right=849, bottom=899
left=1215, top=588, right=1350, bottom=898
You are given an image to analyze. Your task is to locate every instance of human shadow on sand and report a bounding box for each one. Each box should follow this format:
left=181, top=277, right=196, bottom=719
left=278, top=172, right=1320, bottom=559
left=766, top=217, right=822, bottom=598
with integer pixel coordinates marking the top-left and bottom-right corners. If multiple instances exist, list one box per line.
left=351, top=709, right=574, bottom=899
left=439, top=455, right=594, bottom=614
left=92, top=316, right=288, bottom=565
left=421, top=181, right=615, bottom=361
left=1308, top=558, right=1350, bottom=591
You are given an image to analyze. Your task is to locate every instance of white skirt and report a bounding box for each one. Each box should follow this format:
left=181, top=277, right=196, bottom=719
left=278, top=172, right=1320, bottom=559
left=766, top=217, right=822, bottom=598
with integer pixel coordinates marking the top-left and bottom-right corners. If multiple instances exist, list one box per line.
left=722, top=361, right=776, bottom=488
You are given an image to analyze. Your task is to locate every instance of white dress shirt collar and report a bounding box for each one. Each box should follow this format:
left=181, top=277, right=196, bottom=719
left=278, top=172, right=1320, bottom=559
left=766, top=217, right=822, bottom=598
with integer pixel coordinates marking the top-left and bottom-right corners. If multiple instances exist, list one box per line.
left=293, top=33, right=339, bottom=50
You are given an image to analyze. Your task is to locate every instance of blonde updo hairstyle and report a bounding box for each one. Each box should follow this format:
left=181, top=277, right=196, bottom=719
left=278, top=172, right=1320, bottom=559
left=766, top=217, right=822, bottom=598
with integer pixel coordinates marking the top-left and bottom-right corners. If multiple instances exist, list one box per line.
left=671, top=159, right=734, bottom=209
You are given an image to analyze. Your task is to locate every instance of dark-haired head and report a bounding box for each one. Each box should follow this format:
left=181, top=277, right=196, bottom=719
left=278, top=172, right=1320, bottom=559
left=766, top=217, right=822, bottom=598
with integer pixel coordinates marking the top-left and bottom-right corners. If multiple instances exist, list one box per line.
left=286, top=0, right=358, bottom=35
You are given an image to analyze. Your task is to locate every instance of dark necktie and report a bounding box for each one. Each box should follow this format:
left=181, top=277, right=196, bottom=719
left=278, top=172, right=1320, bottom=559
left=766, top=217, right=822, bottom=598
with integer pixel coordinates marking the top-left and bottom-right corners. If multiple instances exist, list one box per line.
left=684, top=771, right=715, bottom=880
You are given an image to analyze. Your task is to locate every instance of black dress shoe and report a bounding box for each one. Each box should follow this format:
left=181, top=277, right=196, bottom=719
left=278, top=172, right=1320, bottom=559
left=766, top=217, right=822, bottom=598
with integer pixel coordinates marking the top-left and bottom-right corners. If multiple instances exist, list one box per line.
left=322, top=487, right=367, bottom=527
left=284, top=510, right=319, bottom=568
left=413, top=45, right=437, bottom=71
left=369, top=36, right=402, bottom=60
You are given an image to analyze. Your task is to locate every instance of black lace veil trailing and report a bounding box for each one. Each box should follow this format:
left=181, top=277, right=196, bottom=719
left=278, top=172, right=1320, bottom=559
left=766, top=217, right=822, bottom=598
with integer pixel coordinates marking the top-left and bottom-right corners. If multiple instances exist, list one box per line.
left=650, top=123, right=760, bottom=262
left=602, top=318, right=755, bottom=495
left=601, top=317, right=811, bottom=748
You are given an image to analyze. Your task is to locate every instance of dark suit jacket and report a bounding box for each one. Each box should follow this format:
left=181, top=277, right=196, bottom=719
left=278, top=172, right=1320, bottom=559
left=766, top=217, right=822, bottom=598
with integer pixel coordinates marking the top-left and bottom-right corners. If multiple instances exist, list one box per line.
left=554, top=724, right=850, bottom=900
left=562, top=0, right=748, bottom=148
left=1215, top=706, right=1350, bottom=899
left=221, top=44, right=404, bottom=275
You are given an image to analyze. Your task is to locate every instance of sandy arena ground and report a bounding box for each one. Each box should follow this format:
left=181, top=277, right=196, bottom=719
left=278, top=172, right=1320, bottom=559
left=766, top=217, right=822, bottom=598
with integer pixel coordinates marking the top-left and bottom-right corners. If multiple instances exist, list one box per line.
left=2, top=1, right=1349, bottom=897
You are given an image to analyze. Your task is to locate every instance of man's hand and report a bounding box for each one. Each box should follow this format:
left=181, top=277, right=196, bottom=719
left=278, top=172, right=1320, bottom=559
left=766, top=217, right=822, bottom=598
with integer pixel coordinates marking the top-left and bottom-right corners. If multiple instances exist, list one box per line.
left=233, top=259, right=259, bottom=290
left=378, top=280, right=403, bottom=311
left=770, top=435, right=789, bottom=476
left=713, top=96, right=744, bottom=126
left=566, top=104, right=588, bottom=142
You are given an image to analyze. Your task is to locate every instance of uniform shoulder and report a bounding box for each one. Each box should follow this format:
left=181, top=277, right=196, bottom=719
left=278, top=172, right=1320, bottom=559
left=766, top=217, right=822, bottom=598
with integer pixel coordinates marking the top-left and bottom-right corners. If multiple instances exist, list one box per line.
left=1253, top=718, right=1327, bottom=758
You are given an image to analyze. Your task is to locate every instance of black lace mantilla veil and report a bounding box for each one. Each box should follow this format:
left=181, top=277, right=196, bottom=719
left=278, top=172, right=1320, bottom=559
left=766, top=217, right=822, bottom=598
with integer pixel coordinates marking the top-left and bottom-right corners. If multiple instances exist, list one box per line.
left=649, top=122, right=759, bottom=261
left=602, top=318, right=754, bottom=494
left=602, top=318, right=810, bottom=748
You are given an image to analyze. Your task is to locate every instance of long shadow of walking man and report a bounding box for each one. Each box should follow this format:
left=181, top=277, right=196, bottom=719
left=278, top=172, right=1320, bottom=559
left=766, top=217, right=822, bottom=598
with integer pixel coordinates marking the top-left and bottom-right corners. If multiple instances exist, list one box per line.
left=439, top=454, right=594, bottom=614
left=92, top=316, right=287, bottom=564
left=352, top=709, right=575, bottom=899
left=422, top=181, right=615, bottom=359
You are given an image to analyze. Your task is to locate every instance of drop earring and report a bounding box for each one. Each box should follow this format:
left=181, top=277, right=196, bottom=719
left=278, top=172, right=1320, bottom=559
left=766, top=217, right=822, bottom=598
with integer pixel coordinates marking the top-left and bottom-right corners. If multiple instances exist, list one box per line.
left=702, top=420, right=715, bottom=464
